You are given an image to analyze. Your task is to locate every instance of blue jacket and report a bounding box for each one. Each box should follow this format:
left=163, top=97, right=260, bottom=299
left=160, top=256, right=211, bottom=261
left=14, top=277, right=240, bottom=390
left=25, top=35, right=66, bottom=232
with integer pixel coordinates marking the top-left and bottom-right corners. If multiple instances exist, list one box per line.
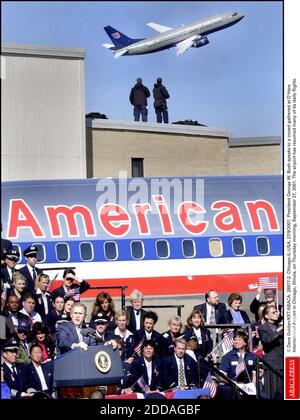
left=193, top=302, right=228, bottom=324
left=162, top=353, right=199, bottom=390
left=128, top=356, right=162, bottom=392
left=19, top=265, right=43, bottom=293
left=34, top=290, right=53, bottom=320
left=133, top=329, right=163, bottom=357
left=126, top=306, right=147, bottom=333
left=24, top=360, right=54, bottom=394
left=220, top=348, right=256, bottom=382
left=51, top=280, right=90, bottom=301
left=2, top=362, right=27, bottom=398
left=56, top=321, right=89, bottom=354
left=183, top=327, right=213, bottom=358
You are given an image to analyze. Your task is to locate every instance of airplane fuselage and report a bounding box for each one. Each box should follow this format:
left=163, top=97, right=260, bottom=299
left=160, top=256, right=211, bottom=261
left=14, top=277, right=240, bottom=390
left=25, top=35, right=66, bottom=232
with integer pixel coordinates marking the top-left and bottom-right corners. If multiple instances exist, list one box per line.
left=117, top=12, right=244, bottom=56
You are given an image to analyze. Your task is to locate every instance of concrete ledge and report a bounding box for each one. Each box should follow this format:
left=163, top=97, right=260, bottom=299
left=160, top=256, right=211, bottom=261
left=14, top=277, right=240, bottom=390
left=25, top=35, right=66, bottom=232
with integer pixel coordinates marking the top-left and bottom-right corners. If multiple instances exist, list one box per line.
left=86, top=118, right=229, bottom=139
left=1, top=43, right=85, bottom=59
left=230, top=136, right=281, bottom=146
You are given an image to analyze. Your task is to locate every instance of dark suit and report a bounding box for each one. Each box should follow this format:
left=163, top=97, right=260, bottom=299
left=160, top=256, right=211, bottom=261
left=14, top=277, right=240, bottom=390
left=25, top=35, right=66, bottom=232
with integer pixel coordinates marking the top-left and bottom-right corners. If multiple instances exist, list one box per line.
left=161, top=331, right=182, bottom=358
left=226, top=309, right=250, bottom=324
left=51, top=280, right=90, bottom=301
left=258, top=322, right=283, bottom=399
left=56, top=321, right=89, bottom=354
left=1, top=267, right=16, bottom=285
left=162, top=353, right=199, bottom=390
left=126, top=307, right=147, bottom=333
left=129, top=356, right=162, bottom=391
left=19, top=265, right=43, bottom=293
left=34, top=290, right=53, bottom=320
left=193, top=302, right=228, bottom=324
left=2, top=362, right=26, bottom=398
left=183, top=327, right=213, bottom=358
left=24, top=360, right=54, bottom=394
left=220, top=348, right=256, bottom=382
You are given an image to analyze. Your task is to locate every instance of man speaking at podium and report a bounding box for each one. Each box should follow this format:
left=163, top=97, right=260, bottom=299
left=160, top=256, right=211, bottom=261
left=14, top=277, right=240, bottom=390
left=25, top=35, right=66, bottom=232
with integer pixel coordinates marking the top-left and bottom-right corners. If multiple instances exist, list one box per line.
left=56, top=303, right=89, bottom=354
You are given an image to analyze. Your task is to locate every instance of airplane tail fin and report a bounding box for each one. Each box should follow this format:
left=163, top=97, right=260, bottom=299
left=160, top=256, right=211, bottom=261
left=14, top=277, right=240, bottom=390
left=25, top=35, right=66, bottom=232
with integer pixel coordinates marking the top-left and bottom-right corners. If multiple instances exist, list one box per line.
left=104, top=26, right=140, bottom=48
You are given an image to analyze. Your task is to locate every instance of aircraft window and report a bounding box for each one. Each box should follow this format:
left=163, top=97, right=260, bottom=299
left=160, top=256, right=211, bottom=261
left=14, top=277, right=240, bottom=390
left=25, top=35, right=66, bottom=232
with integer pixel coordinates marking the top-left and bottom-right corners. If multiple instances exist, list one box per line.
left=104, top=241, right=118, bottom=260
left=182, top=239, right=196, bottom=258
left=155, top=240, right=170, bottom=259
left=12, top=244, right=21, bottom=263
left=209, top=238, right=223, bottom=257
left=56, top=243, right=70, bottom=262
left=232, top=238, right=245, bottom=256
left=256, top=237, right=270, bottom=255
left=32, top=243, right=46, bottom=263
left=80, top=242, right=94, bottom=261
left=130, top=241, right=145, bottom=260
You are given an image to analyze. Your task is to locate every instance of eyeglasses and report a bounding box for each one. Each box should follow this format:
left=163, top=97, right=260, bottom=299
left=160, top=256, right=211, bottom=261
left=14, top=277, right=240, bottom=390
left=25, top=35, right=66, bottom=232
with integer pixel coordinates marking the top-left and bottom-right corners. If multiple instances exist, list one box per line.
left=66, top=277, right=74, bottom=281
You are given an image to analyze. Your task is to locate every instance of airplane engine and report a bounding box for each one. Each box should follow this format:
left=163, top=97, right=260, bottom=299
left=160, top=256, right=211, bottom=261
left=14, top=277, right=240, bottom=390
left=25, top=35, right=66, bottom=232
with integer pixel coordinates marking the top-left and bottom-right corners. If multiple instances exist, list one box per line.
left=192, top=36, right=209, bottom=48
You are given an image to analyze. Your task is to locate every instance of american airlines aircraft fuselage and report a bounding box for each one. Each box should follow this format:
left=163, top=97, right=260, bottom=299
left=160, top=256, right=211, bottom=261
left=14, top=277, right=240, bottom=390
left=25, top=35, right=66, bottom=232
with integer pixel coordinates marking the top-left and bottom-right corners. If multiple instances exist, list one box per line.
left=103, top=12, right=244, bottom=57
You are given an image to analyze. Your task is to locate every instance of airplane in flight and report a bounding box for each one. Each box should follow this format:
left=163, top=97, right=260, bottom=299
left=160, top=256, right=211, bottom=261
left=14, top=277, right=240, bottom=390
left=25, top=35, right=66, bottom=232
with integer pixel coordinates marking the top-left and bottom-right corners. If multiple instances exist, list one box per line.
left=103, top=11, right=244, bottom=58
left=2, top=175, right=282, bottom=300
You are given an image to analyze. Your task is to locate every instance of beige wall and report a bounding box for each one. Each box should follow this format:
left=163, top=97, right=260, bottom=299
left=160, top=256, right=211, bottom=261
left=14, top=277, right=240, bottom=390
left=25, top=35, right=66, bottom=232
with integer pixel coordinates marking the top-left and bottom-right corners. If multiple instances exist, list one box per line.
left=87, top=127, right=229, bottom=178
left=1, top=44, right=86, bottom=181
left=229, top=144, right=281, bottom=175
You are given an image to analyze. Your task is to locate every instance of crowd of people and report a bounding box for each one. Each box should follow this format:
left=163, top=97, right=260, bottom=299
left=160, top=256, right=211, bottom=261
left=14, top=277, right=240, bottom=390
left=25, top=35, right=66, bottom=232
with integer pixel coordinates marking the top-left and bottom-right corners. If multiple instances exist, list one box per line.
left=0, top=243, right=283, bottom=400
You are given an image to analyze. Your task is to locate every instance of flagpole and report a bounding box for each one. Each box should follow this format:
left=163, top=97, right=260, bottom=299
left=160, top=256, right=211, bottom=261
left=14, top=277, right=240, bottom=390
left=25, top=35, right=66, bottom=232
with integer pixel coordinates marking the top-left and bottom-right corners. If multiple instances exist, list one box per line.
left=207, top=329, right=234, bottom=359
left=276, top=275, right=279, bottom=310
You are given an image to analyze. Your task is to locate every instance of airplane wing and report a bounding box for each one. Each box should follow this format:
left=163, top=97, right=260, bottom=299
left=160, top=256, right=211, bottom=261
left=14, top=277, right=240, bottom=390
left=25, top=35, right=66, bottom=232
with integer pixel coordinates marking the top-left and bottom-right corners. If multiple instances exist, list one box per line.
left=102, top=43, right=115, bottom=49
left=147, top=22, right=172, bottom=33
left=175, top=35, right=200, bottom=56
left=114, top=49, right=128, bottom=59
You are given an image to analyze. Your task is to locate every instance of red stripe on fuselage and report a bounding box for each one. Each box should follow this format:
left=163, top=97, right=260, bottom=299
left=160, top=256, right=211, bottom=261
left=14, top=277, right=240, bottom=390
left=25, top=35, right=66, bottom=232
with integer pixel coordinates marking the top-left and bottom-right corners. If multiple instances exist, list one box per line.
left=52, top=273, right=282, bottom=298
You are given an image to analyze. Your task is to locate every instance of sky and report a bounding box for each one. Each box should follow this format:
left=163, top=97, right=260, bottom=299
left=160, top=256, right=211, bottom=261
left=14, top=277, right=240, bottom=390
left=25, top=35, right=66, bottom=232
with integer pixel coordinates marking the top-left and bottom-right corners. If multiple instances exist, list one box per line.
left=2, top=1, right=283, bottom=137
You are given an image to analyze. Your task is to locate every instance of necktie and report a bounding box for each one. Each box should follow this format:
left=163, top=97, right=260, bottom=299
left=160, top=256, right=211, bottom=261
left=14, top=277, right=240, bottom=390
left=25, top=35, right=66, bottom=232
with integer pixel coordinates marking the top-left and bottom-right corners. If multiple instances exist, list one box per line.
left=136, top=310, right=140, bottom=316
left=28, top=316, right=33, bottom=328
left=12, top=364, right=18, bottom=377
left=209, top=307, right=216, bottom=324
left=178, top=358, right=185, bottom=388
left=32, top=268, right=37, bottom=281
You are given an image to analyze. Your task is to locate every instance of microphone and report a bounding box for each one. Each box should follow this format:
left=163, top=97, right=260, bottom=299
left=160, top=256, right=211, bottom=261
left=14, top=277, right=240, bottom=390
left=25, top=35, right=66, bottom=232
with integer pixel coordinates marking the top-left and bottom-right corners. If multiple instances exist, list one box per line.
left=81, top=327, right=97, bottom=339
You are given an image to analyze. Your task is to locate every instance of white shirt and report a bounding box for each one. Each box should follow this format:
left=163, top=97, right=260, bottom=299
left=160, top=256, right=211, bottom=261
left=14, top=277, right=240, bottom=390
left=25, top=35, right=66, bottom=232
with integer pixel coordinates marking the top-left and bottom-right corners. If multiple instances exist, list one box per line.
left=144, top=358, right=152, bottom=385
left=134, top=310, right=141, bottom=330
left=193, top=327, right=202, bottom=344
left=36, top=288, right=49, bottom=315
left=145, top=331, right=152, bottom=340
left=75, top=325, right=83, bottom=342
left=34, top=364, right=48, bottom=391
left=27, top=263, right=36, bottom=279
left=114, top=327, right=133, bottom=341
left=206, top=303, right=216, bottom=324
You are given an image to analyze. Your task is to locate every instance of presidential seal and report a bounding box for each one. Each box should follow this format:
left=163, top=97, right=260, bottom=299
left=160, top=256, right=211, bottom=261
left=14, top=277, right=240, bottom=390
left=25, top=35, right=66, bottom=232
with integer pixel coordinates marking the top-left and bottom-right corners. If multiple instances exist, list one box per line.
left=94, top=350, right=111, bottom=373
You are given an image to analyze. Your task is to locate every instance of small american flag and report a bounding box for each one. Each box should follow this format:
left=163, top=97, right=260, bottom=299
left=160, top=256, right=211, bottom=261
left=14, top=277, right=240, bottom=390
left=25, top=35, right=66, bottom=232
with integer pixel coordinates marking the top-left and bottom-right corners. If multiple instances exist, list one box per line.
left=203, top=372, right=217, bottom=398
left=222, top=329, right=234, bottom=352
left=136, top=376, right=150, bottom=393
left=47, top=273, right=58, bottom=292
left=258, top=276, right=278, bottom=289
left=65, top=287, right=80, bottom=301
left=133, top=341, right=142, bottom=356
left=235, top=357, right=246, bottom=378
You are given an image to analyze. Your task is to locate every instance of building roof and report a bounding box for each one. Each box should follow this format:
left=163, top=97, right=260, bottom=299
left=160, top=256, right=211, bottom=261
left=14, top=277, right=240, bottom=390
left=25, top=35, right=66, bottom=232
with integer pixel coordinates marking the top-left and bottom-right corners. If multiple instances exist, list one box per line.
left=1, top=43, right=85, bottom=59
left=86, top=118, right=229, bottom=139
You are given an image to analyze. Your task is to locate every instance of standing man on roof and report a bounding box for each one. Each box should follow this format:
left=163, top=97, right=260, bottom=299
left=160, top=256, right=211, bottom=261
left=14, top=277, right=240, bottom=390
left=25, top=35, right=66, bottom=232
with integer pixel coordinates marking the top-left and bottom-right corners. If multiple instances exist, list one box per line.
left=129, top=78, right=150, bottom=122
left=153, top=77, right=170, bottom=123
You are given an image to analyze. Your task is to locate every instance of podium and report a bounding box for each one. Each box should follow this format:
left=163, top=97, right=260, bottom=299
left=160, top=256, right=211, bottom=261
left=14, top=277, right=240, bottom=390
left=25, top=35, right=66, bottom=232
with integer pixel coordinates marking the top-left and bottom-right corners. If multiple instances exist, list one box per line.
left=54, top=345, right=123, bottom=398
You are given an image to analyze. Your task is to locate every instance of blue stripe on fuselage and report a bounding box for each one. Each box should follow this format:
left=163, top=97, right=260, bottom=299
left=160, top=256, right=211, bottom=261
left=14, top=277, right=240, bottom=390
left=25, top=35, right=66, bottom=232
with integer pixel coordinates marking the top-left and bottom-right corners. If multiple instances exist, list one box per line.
left=16, top=234, right=282, bottom=265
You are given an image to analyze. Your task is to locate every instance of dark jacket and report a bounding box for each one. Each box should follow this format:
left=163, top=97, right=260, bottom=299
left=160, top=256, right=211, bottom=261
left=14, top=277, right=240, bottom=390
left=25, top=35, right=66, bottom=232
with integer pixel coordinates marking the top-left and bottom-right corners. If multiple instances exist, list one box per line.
left=220, top=348, right=256, bottom=382
left=34, top=290, right=53, bottom=320
left=51, top=280, right=90, bottom=301
left=18, top=265, right=43, bottom=293
left=126, top=306, right=147, bottom=333
left=162, top=353, right=199, bottom=390
left=24, top=360, right=54, bottom=394
left=56, top=321, right=89, bottom=354
left=250, top=298, right=283, bottom=322
left=129, top=83, right=150, bottom=106
left=193, top=302, right=228, bottom=324
left=153, top=83, right=169, bottom=108
left=183, top=327, right=213, bottom=358
left=133, top=329, right=163, bottom=357
left=258, top=322, right=283, bottom=369
left=128, top=356, right=162, bottom=391
left=2, top=362, right=26, bottom=398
